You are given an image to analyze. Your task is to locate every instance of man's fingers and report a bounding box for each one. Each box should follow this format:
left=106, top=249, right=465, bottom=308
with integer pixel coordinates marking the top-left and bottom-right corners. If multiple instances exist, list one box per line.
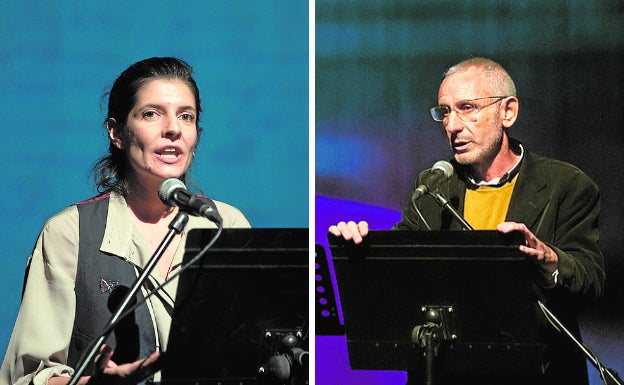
left=328, top=220, right=369, bottom=244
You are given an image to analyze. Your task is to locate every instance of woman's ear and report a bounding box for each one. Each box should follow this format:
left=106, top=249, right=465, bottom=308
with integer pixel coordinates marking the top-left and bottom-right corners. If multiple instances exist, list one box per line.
left=107, top=118, right=124, bottom=149
left=501, top=96, right=519, bottom=129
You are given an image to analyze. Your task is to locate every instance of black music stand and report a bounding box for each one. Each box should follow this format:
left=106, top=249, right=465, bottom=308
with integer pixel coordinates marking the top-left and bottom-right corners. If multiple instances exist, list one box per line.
left=161, top=228, right=309, bottom=385
left=329, top=230, right=546, bottom=384
left=315, top=244, right=343, bottom=335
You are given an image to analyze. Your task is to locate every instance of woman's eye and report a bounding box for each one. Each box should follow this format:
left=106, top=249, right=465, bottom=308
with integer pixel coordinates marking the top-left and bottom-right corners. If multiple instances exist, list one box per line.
left=143, top=110, right=159, bottom=119
left=180, top=113, right=195, bottom=122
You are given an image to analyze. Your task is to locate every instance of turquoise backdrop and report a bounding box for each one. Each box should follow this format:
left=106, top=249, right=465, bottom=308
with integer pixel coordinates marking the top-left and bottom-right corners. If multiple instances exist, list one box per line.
left=0, top=0, right=309, bottom=361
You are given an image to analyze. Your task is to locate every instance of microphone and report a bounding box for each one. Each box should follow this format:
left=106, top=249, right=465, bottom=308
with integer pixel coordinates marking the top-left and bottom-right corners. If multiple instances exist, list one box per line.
left=158, top=178, right=222, bottom=225
left=413, top=160, right=454, bottom=200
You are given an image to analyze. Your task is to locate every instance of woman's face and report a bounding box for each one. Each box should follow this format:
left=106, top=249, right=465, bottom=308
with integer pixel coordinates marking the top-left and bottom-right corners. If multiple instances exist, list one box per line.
left=110, top=78, right=198, bottom=188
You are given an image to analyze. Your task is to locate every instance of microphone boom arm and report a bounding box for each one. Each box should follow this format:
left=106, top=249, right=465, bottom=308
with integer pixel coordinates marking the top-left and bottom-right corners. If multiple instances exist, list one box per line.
left=430, top=192, right=474, bottom=231
left=67, top=211, right=190, bottom=385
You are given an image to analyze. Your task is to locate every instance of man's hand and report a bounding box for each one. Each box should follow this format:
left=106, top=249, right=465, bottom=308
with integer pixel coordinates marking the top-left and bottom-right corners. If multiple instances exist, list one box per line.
left=328, top=221, right=369, bottom=244
left=497, top=221, right=558, bottom=274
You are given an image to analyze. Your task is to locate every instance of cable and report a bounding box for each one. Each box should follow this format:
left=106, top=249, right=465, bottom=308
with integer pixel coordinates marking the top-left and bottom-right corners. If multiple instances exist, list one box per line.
left=94, top=225, right=224, bottom=345
left=410, top=196, right=432, bottom=230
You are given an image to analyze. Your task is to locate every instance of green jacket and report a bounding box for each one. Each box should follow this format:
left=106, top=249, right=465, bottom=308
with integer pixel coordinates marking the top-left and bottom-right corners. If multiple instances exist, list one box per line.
left=395, top=149, right=604, bottom=297
left=394, top=143, right=605, bottom=384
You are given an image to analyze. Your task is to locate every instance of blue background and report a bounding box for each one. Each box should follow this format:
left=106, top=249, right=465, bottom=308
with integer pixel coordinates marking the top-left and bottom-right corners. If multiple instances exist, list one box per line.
left=315, top=0, right=623, bottom=384
left=0, top=1, right=309, bottom=363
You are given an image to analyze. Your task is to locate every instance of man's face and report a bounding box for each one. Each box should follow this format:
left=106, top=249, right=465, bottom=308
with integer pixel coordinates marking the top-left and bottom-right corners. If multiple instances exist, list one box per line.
left=437, top=67, right=505, bottom=168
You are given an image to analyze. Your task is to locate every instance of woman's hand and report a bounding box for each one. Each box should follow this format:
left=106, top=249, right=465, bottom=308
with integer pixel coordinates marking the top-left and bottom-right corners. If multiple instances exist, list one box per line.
left=87, top=344, right=162, bottom=385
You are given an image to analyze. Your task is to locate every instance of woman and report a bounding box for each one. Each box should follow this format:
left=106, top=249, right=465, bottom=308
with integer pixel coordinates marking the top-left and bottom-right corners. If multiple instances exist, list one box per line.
left=0, top=57, right=250, bottom=385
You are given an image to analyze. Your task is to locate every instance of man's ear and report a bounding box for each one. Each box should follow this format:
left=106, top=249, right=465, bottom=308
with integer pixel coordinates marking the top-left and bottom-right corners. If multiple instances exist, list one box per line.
left=107, top=118, right=124, bottom=149
left=501, top=96, right=519, bottom=129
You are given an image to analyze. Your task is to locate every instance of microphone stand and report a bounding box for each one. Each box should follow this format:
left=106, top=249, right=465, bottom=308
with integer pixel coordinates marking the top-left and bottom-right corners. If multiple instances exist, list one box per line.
left=538, top=301, right=623, bottom=385
left=68, top=211, right=190, bottom=385
left=430, top=192, right=474, bottom=231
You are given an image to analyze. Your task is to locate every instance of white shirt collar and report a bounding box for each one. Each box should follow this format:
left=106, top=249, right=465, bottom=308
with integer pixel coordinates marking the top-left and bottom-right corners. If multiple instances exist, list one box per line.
left=467, top=144, right=524, bottom=187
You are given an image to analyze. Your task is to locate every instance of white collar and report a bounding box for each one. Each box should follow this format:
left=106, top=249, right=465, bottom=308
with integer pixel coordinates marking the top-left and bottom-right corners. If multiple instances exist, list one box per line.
left=467, top=144, right=524, bottom=187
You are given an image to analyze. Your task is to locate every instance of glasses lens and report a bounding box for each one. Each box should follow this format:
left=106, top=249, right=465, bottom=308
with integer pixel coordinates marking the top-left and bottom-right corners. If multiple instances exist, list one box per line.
left=430, top=107, right=448, bottom=122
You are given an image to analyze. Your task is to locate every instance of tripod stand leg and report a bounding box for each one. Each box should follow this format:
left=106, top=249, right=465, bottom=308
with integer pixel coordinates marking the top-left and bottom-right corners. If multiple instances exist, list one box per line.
left=423, top=329, right=436, bottom=385
left=409, top=322, right=440, bottom=385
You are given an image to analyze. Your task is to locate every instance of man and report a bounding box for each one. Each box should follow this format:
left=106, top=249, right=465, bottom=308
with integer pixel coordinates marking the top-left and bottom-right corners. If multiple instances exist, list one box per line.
left=329, top=57, right=605, bottom=384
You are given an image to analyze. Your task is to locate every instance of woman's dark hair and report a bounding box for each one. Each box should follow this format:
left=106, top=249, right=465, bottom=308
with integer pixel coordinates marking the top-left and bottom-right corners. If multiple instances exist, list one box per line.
left=92, top=57, right=203, bottom=195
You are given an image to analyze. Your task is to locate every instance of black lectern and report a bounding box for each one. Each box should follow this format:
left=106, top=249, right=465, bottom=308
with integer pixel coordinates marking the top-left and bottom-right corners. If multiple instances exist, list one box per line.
left=329, top=230, right=546, bottom=383
left=161, top=228, right=309, bottom=385
left=315, top=244, right=343, bottom=335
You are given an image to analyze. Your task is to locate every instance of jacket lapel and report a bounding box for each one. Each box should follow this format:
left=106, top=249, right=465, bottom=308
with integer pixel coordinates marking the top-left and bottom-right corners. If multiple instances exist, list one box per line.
left=506, top=152, right=549, bottom=229
left=442, top=171, right=469, bottom=231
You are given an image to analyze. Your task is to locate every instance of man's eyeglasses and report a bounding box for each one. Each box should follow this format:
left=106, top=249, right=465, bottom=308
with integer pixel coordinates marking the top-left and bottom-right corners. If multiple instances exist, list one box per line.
left=430, top=96, right=509, bottom=122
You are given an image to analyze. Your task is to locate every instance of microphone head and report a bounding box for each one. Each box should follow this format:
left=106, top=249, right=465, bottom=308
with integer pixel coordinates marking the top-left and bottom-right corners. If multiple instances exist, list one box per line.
left=412, top=160, right=455, bottom=201
left=158, top=178, right=187, bottom=206
left=431, top=160, right=454, bottom=178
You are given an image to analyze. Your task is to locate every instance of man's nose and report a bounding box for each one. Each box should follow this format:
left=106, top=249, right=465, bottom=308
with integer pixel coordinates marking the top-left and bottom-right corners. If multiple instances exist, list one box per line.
left=444, top=110, right=463, bottom=133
